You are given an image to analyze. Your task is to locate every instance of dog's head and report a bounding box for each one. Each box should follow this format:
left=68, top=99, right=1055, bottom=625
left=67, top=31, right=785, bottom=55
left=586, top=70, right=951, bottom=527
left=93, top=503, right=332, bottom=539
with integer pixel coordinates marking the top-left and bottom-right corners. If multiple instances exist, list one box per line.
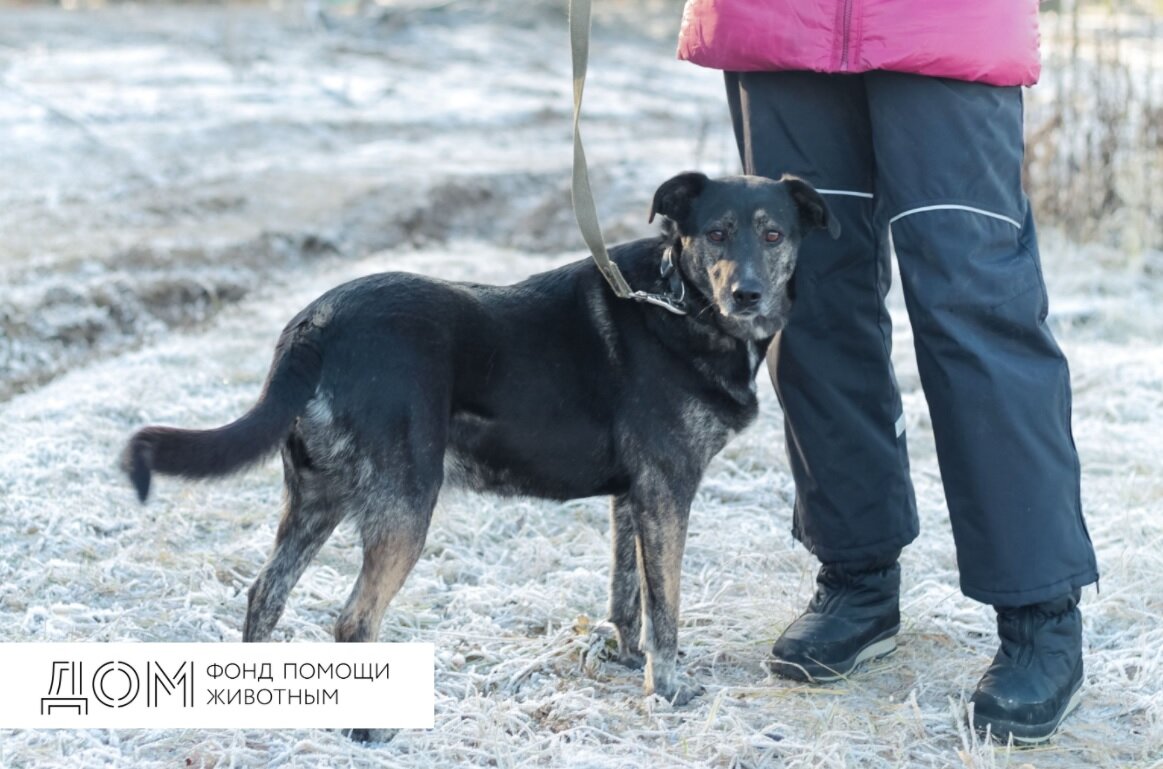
left=649, top=172, right=840, bottom=340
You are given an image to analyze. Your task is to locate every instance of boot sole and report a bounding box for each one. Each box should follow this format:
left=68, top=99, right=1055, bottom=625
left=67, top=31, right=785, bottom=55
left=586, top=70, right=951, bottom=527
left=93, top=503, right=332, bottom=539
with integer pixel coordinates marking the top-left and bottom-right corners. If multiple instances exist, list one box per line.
left=975, top=677, right=1083, bottom=744
left=768, top=627, right=899, bottom=683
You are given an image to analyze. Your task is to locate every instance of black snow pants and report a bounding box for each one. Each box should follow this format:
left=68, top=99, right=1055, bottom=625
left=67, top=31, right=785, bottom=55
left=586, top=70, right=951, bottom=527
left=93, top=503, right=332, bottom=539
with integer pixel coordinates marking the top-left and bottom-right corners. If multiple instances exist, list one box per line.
left=725, top=70, right=1098, bottom=607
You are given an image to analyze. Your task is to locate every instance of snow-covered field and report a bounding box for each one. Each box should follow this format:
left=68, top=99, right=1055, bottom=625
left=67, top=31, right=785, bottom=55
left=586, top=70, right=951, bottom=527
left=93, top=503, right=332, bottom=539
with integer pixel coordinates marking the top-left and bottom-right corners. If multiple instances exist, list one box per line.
left=1, top=4, right=1161, bottom=767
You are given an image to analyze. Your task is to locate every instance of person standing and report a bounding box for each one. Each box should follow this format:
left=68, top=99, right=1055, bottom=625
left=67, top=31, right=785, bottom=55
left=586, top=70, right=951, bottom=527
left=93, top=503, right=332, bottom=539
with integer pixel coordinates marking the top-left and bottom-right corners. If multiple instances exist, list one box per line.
left=676, top=0, right=1099, bottom=743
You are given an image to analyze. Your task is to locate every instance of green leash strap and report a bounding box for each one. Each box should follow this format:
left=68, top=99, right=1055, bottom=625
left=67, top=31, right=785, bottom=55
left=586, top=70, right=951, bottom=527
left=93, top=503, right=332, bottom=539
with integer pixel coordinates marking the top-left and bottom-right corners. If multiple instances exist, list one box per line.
left=568, top=0, right=690, bottom=316
left=568, top=0, right=633, bottom=298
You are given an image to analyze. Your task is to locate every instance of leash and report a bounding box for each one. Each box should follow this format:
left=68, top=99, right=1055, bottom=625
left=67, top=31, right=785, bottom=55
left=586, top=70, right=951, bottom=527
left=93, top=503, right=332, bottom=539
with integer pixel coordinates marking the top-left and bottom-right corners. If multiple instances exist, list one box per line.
left=568, top=0, right=688, bottom=316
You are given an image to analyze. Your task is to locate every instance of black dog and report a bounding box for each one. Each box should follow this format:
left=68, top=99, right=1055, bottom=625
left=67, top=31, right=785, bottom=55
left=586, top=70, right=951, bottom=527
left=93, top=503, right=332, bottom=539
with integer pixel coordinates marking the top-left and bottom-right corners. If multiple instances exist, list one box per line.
left=123, top=172, right=838, bottom=710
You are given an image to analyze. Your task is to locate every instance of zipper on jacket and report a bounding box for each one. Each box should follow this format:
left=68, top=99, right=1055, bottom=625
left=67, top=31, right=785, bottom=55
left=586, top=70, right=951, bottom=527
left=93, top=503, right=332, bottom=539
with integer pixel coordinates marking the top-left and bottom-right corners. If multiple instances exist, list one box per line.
left=840, top=0, right=854, bottom=71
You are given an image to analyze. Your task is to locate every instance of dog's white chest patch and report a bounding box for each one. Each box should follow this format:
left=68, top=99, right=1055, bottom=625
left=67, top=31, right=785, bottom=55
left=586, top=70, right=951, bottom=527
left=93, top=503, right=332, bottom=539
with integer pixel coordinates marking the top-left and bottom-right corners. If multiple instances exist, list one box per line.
left=746, top=342, right=762, bottom=393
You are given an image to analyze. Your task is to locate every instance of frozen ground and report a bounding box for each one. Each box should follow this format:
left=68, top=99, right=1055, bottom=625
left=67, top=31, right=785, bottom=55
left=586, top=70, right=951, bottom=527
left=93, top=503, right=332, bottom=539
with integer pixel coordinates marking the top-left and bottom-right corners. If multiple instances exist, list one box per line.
left=1, top=3, right=1161, bottom=768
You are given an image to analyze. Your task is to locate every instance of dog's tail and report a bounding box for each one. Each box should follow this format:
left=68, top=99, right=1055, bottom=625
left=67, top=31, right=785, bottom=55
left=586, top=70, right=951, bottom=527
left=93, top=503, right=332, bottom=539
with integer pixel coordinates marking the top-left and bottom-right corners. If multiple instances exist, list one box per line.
left=122, top=317, right=323, bottom=503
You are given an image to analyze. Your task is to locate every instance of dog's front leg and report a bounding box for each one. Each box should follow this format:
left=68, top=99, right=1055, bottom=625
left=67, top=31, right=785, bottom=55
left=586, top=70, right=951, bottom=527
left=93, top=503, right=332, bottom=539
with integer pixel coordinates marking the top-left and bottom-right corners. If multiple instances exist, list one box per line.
left=632, top=488, right=705, bottom=706
left=607, top=494, right=646, bottom=669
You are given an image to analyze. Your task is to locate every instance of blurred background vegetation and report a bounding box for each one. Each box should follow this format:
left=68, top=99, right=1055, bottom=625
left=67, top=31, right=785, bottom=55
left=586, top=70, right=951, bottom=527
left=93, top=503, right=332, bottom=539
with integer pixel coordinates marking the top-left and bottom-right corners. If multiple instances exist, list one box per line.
left=1029, top=0, right=1161, bottom=257
left=10, top=0, right=1162, bottom=255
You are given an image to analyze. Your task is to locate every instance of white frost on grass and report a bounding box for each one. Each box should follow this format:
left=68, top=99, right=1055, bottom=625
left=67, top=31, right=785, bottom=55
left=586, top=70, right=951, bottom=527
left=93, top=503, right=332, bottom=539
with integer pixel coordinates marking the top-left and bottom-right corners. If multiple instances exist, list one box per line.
left=2, top=235, right=1162, bottom=768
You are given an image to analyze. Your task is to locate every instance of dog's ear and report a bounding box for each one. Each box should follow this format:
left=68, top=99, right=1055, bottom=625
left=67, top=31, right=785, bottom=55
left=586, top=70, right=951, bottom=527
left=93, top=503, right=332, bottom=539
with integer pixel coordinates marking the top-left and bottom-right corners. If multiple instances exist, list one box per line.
left=782, top=175, right=841, bottom=240
left=649, top=171, right=709, bottom=228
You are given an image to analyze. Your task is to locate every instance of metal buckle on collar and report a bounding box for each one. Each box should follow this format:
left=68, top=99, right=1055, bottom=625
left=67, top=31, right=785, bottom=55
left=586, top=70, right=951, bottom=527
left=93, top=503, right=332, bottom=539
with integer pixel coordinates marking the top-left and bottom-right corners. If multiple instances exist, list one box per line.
left=629, top=246, right=688, bottom=315
left=628, top=284, right=687, bottom=315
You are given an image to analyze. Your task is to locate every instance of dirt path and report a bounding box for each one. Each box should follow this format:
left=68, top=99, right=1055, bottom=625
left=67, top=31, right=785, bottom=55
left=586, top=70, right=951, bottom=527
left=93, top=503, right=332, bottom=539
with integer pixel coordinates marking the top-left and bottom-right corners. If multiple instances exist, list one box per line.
left=0, top=1, right=730, bottom=399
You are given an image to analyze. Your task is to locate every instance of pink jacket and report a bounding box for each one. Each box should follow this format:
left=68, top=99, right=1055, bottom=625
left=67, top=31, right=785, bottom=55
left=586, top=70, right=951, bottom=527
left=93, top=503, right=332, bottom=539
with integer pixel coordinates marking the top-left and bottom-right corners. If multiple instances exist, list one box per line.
left=676, top=0, right=1041, bottom=87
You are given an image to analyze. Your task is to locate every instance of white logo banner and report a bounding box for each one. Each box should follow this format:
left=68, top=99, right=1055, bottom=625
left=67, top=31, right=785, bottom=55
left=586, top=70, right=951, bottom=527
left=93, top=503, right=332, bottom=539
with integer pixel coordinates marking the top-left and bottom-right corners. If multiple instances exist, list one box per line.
left=0, top=642, right=434, bottom=729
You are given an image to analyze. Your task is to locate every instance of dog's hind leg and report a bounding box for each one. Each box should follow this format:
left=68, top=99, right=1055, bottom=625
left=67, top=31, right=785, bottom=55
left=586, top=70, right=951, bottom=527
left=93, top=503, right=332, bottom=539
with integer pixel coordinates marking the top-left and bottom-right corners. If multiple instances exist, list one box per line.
left=335, top=497, right=436, bottom=746
left=334, top=495, right=436, bottom=645
left=331, top=385, right=448, bottom=645
left=332, top=383, right=448, bottom=742
left=243, top=457, right=344, bottom=642
left=607, top=494, right=646, bottom=669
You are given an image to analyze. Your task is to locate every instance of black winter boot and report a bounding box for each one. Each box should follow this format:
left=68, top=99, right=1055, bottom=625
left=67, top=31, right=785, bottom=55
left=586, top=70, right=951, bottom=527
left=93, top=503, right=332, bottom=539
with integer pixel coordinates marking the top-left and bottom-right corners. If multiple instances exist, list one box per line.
left=768, top=555, right=900, bottom=682
left=970, top=590, right=1084, bottom=743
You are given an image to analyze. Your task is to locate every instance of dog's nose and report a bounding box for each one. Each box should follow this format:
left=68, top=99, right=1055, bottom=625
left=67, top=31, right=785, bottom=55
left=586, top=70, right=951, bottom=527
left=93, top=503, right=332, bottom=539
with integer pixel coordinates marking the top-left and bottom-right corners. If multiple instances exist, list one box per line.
left=731, top=281, right=763, bottom=309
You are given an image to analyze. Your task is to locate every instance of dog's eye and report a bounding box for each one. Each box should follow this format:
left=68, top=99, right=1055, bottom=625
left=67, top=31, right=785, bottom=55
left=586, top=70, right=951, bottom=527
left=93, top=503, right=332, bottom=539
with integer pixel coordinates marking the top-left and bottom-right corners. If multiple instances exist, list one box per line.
left=765, top=230, right=784, bottom=244
left=707, top=229, right=726, bottom=243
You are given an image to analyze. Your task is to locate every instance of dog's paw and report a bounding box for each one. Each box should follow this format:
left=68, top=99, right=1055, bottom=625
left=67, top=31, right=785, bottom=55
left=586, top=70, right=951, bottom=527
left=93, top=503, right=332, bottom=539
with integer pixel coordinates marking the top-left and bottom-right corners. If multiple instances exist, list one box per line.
left=666, top=677, right=706, bottom=707
left=615, top=647, right=647, bottom=670
left=342, top=727, right=399, bottom=743
left=650, top=675, right=706, bottom=707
